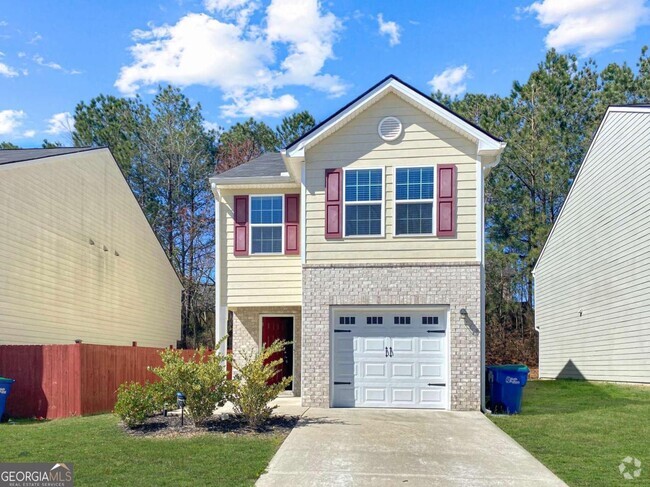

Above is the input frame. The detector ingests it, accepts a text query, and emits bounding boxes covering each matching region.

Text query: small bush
[229,340,292,429]
[114,382,157,428]
[149,346,229,426]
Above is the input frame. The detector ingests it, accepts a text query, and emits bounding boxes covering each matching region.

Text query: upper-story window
[395,167,435,235]
[250,195,283,254]
[344,168,384,236]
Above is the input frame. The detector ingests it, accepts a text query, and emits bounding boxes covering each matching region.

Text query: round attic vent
[378,116,402,141]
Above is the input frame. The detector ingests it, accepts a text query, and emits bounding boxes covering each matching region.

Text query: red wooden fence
[0,344,232,419]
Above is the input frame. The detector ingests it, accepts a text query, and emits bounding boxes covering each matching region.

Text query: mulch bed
[123,413,299,439]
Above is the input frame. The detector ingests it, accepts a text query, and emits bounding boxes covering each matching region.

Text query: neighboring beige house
[534,106,650,384]
[211,75,506,410]
[0,147,182,348]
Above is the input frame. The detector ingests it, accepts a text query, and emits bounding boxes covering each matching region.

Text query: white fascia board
[286,78,506,158]
[606,105,650,114]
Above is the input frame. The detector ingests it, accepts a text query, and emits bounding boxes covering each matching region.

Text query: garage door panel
[391,337,415,352]
[361,337,387,353]
[419,337,443,353]
[364,387,387,403]
[391,388,415,404]
[420,363,444,380]
[363,361,388,379]
[391,362,415,379]
[332,307,448,409]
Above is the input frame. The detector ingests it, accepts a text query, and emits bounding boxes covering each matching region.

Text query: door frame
[329,305,452,410]
[259,314,297,394]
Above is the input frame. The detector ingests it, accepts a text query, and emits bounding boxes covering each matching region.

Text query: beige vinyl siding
[304,92,478,264]
[219,187,302,307]
[535,110,650,383]
[0,149,182,347]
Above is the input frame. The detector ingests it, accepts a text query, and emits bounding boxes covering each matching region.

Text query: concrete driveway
[257,406,566,487]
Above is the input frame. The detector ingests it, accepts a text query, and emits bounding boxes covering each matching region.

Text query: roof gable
[534,105,650,273]
[284,75,505,158]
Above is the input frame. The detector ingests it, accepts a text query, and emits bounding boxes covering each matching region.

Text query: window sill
[393,233,437,238]
[342,233,386,239]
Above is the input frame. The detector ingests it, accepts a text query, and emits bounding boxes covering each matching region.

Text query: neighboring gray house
[534,105,650,383]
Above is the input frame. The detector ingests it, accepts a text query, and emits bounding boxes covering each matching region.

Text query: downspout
[212,183,228,356]
[480,153,502,413]
[477,156,488,413]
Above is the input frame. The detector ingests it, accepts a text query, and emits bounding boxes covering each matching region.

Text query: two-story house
[210,75,506,411]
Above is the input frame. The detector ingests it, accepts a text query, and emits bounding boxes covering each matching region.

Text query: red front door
[262,317,293,388]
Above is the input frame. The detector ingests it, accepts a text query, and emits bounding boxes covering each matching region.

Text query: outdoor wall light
[460,308,468,316]
[89,239,95,245]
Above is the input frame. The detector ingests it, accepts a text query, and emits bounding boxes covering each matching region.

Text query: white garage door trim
[330,306,451,410]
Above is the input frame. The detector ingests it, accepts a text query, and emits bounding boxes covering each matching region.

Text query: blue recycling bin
[0,377,15,421]
[487,365,529,414]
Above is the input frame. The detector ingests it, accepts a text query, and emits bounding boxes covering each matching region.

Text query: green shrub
[114,381,157,428]
[149,346,229,426]
[229,340,292,428]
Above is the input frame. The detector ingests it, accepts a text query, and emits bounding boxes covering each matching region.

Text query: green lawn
[0,414,286,486]
[490,380,650,486]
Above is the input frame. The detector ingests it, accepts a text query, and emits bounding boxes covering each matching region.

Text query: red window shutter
[233,195,249,256]
[285,193,300,255]
[325,168,343,239]
[437,165,456,237]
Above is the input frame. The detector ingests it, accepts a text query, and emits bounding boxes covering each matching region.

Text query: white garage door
[331,307,448,409]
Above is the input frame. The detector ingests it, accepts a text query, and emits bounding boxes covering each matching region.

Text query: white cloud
[221,93,298,117]
[0,109,26,135]
[202,120,221,132]
[115,13,274,96]
[265,0,346,96]
[428,65,469,97]
[377,13,401,46]
[33,54,63,71]
[28,33,42,44]
[22,130,36,138]
[525,0,650,55]
[45,112,75,135]
[33,54,80,74]
[203,0,260,25]
[116,0,346,117]
[0,61,18,77]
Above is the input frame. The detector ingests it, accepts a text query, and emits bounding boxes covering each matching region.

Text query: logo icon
[619,457,642,480]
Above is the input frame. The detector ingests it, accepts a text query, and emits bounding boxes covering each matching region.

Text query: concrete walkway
[257,405,566,487]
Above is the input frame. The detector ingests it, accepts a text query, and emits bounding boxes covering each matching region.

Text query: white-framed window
[344,167,384,237]
[250,195,283,254]
[395,166,435,235]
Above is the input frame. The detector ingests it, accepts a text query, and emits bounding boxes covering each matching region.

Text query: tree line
[72,87,315,347]
[435,48,650,366]
[3,48,649,361]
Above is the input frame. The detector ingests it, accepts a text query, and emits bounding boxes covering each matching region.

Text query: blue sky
[1,0,649,146]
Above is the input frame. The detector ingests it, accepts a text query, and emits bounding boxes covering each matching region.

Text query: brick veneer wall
[231,306,302,396]
[302,263,482,410]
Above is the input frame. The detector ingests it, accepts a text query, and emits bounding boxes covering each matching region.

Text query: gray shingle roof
[215,152,287,179]
[0,147,99,165]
